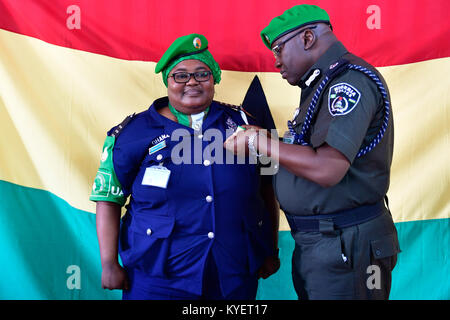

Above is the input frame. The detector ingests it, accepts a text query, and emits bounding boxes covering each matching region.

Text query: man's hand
[224,125,266,155]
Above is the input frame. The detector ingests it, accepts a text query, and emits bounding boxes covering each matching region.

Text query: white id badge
[141,166,171,188]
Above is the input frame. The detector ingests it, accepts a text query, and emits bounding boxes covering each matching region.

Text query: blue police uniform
[101,97,273,299]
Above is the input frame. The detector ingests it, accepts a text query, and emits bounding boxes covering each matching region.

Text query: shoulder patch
[90,135,126,206]
[328,83,361,116]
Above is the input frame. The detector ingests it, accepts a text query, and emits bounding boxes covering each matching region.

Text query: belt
[285,200,385,233]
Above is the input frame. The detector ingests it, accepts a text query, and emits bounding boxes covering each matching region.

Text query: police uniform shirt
[91,97,273,296]
[274,41,394,216]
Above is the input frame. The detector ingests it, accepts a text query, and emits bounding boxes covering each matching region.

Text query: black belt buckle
[318,219,335,235]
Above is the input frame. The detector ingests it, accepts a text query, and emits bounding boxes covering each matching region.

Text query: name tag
[142,166,171,189]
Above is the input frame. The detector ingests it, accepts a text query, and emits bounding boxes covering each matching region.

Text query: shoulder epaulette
[325,58,350,78]
[109,113,136,138]
[216,101,256,120]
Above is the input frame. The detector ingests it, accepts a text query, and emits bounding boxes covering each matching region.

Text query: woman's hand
[101,261,129,290]
[258,256,281,279]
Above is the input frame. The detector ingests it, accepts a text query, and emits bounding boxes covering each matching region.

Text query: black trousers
[291,210,400,300]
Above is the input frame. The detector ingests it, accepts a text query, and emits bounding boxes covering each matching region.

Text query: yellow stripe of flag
[1,29,449,229]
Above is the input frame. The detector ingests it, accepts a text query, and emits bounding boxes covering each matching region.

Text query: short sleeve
[89,136,127,206]
[320,72,381,163]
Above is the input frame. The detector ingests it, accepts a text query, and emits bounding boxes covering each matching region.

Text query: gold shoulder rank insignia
[215,101,256,120]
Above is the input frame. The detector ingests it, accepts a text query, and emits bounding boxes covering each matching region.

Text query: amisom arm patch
[89,135,126,206]
[328,82,361,116]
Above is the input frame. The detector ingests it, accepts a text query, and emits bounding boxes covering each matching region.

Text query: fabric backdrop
[0,0,449,299]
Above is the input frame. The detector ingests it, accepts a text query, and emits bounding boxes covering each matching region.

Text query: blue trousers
[122,254,258,300]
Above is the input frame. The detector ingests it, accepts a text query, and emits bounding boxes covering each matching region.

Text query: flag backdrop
[0,0,449,300]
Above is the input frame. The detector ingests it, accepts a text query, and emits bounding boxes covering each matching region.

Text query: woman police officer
[90,34,280,300]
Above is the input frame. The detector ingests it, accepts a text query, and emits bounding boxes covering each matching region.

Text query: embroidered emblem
[329,62,339,69]
[101,147,108,162]
[92,170,124,197]
[328,83,361,116]
[151,134,169,146]
[225,117,238,131]
[193,37,202,49]
[149,140,167,155]
[92,170,109,195]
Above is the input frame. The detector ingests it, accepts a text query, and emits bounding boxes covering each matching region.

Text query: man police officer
[225,4,400,299]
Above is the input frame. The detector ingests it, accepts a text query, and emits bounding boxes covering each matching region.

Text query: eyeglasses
[272,25,318,58]
[170,71,212,83]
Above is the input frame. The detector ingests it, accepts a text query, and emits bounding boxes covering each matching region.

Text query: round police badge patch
[328,83,361,116]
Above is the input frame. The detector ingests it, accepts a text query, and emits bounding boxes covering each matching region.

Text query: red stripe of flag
[1,0,449,71]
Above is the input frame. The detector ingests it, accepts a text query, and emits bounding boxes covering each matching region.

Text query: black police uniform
[274,41,400,299]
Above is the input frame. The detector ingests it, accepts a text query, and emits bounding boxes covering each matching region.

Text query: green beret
[155,33,221,87]
[260,5,331,49]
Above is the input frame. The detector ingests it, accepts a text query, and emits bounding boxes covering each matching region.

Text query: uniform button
[258,220,263,227]
[203,159,211,166]
[208,232,214,239]
[146,228,152,236]
[193,123,201,130]
[205,195,213,203]
[375,249,381,256]
[156,154,163,161]
[197,134,203,139]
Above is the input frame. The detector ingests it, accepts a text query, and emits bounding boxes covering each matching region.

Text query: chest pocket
[131,145,179,216]
[121,213,175,276]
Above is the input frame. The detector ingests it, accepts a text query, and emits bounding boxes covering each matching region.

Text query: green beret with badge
[260,4,331,49]
[155,33,222,87]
